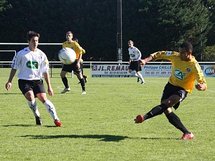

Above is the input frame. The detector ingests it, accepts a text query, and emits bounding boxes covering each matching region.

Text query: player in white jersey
[128,40,145,84]
[5,31,62,127]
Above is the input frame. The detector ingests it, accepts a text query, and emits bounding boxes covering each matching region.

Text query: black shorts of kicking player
[61,60,82,75]
[129,60,142,72]
[18,79,46,96]
[161,82,188,110]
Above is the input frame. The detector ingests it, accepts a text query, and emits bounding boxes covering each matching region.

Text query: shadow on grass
[21,134,129,142]
[0,92,21,95]
[2,124,36,127]
[2,124,60,128]
[21,134,179,141]
[137,136,179,140]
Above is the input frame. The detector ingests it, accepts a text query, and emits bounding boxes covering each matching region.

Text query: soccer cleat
[61,87,70,94]
[134,115,144,123]
[137,77,140,82]
[181,133,194,140]
[35,116,42,125]
[140,81,145,84]
[81,91,86,95]
[54,120,62,127]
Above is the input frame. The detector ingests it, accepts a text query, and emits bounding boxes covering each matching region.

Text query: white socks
[44,100,59,120]
[28,100,40,117]
[136,72,145,83]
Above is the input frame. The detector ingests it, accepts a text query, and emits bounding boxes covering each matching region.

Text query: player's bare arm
[5,69,17,90]
[141,55,153,65]
[43,72,54,96]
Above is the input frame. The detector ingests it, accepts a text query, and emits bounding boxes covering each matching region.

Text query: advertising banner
[92,64,130,77]
[201,65,215,77]
[91,64,215,77]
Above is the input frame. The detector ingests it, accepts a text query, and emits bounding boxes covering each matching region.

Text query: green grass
[0,68,215,161]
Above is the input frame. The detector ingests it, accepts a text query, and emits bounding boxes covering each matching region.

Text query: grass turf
[0,68,214,161]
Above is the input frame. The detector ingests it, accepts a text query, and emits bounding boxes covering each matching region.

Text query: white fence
[1,43,215,77]
[1,61,214,78]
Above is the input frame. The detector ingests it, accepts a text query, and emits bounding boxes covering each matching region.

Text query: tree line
[0,0,215,61]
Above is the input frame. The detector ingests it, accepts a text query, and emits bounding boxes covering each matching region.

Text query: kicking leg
[135,95,180,123]
[135,104,168,123]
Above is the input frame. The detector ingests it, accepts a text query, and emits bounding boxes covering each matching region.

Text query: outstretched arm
[141,51,169,65]
[141,55,153,65]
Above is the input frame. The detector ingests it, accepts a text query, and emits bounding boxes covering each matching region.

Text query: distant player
[5,31,62,127]
[128,40,145,84]
[60,31,86,95]
[134,42,207,140]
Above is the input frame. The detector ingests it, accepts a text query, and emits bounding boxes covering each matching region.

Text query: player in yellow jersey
[134,42,207,140]
[60,31,86,94]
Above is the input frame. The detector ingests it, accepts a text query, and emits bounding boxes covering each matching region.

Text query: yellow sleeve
[150,51,179,61]
[62,41,67,48]
[72,42,83,54]
[194,62,207,86]
[81,48,86,54]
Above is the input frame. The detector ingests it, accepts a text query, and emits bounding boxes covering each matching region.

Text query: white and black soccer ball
[58,48,76,64]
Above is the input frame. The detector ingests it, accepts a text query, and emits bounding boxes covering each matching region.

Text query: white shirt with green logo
[11,47,49,80]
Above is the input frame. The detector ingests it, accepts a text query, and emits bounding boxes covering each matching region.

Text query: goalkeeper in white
[128,40,145,84]
[5,31,62,127]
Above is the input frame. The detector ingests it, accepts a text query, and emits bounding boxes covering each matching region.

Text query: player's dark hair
[73,38,78,42]
[27,31,40,41]
[180,42,193,52]
[128,40,134,45]
[66,31,73,35]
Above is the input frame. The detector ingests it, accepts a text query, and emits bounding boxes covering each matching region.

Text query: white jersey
[11,47,49,80]
[128,46,142,61]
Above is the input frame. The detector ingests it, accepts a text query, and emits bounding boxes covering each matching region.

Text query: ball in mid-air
[58,48,76,64]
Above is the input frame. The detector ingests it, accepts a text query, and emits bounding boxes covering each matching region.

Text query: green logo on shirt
[174,69,185,80]
[26,61,38,69]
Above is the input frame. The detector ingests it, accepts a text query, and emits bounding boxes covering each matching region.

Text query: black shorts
[129,60,142,72]
[161,82,188,109]
[61,60,82,74]
[18,79,46,96]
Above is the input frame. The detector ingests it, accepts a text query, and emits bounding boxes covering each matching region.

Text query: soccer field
[0,68,215,161]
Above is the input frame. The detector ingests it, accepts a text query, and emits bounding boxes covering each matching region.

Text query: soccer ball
[58,48,76,64]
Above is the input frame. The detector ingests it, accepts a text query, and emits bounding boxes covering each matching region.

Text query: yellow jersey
[151,51,207,93]
[62,41,85,59]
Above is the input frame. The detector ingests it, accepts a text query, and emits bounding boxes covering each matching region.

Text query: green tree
[0,0,214,61]
[204,0,215,46]
[0,0,117,60]
[0,0,10,12]
[138,0,212,60]
[203,45,215,60]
